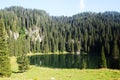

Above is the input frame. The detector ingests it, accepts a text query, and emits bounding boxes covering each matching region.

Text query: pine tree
[100,46,107,68]
[74,39,80,53]
[17,55,29,72]
[81,58,87,69]
[0,19,11,77]
[112,41,119,60]
[17,38,29,72]
[70,42,74,53]
[58,35,65,52]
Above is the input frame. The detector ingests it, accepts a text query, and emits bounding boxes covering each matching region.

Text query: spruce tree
[17,38,29,72]
[81,58,87,69]
[17,55,29,72]
[112,41,119,60]
[0,19,11,77]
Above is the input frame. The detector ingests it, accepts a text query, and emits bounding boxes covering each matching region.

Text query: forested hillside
[0,6,120,69]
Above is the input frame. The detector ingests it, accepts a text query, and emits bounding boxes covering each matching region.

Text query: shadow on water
[28,53,101,69]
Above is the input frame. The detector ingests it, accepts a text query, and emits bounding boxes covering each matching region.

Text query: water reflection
[29,53,101,69]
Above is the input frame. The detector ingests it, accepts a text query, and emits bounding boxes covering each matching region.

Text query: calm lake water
[29,53,102,69]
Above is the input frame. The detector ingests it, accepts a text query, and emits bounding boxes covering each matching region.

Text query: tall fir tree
[0,19,11,76]
[17,37,29,72]
[112,41,119,60]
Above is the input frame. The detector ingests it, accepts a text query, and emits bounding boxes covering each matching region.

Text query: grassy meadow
[0,57,120,80]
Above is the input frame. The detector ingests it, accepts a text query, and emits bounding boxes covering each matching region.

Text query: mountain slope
[0,6,120,69]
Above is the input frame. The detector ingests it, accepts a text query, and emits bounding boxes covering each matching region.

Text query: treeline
[0,6,120,69]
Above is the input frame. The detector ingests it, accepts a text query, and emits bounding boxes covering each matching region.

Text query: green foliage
[112,41,119,60]
[0,7,120,69]
[81,58,87,69]
[17,37,29,72]
[19,27,26,37]
[17,55,29,72]
[0,19,11,77]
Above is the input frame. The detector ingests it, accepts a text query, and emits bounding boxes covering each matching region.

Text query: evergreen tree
[17,38,29,72]
[74,39,80,53]
[70,42,74,53]
[0,19,11,76]
[0,7,120,69]
[58,35,65,52]
[36,40,40,52]
[81,58,87,69]
[43,35,49,53]
[112,41,119,60]
[17,55,29,72]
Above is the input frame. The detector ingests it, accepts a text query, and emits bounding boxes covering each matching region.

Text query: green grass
[0,57,120,80]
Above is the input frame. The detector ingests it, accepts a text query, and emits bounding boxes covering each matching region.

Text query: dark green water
[29,53,102,69]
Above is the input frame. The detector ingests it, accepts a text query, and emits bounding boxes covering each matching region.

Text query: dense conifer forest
[0,6,120,69]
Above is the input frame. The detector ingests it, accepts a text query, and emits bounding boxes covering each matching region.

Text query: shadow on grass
[12,71,25,74]
[12,71,20,74]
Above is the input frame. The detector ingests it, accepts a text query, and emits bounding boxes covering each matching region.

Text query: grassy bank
[0,66,120,80]
[0,57,120,80]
